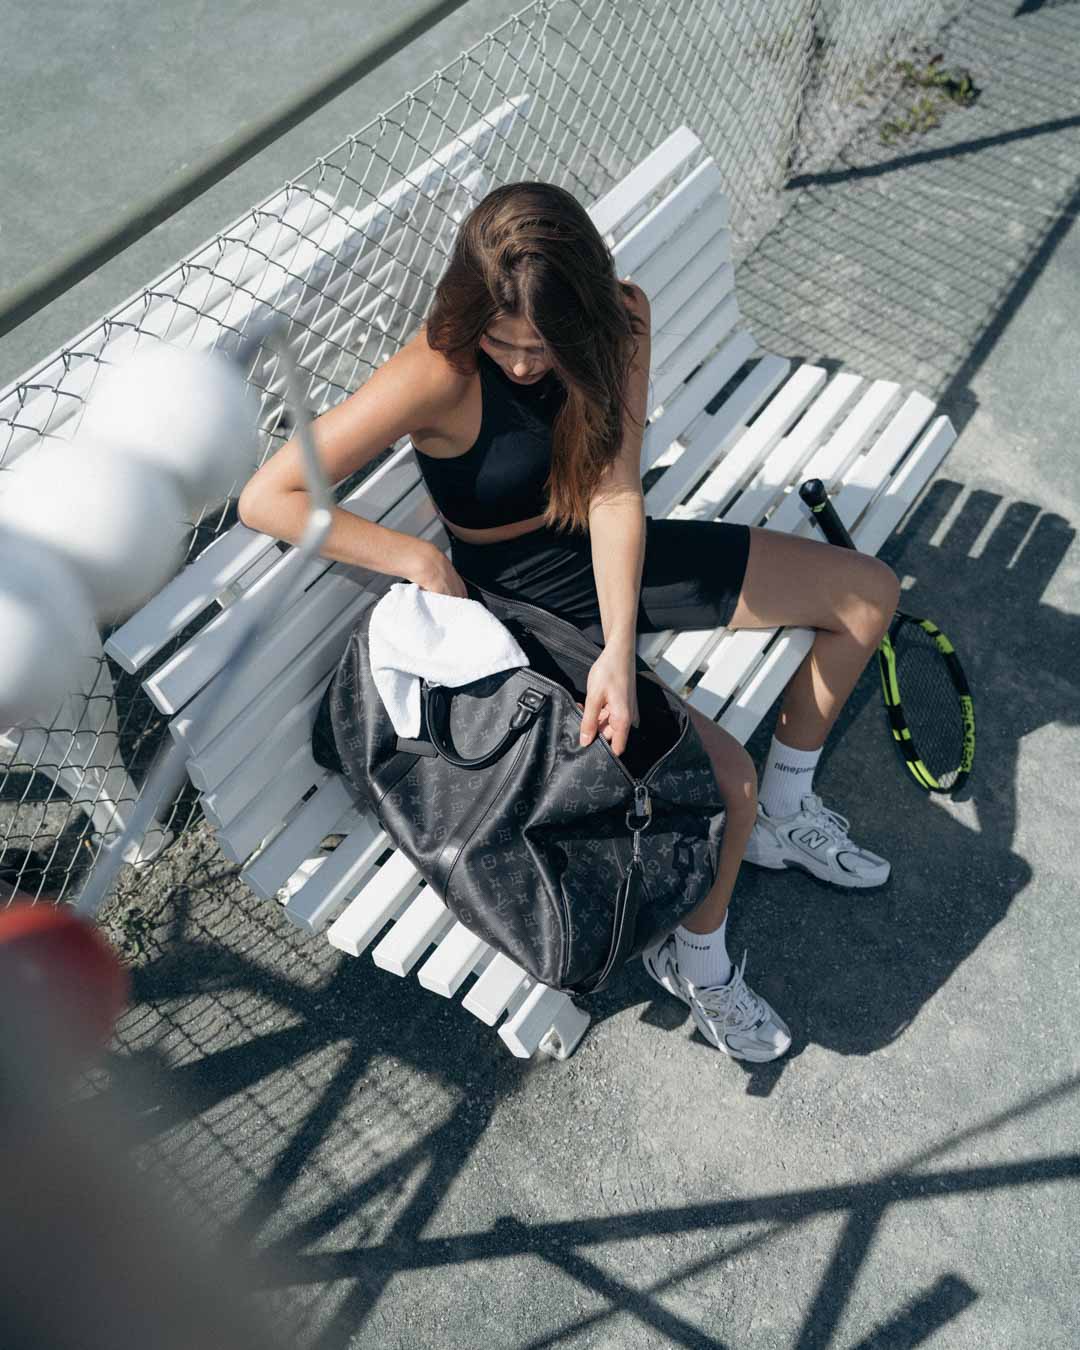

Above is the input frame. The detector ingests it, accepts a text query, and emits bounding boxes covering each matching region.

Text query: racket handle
[799,479,858,551]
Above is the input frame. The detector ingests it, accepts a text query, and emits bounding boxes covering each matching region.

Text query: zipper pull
[628,784,652,865]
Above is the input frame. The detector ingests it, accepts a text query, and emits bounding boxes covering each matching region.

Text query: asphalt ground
[10,0,1080,1346]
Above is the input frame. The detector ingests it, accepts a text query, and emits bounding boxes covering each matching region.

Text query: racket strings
[888,621,967,788]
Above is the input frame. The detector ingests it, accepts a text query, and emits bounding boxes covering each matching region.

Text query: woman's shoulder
[393,328,478,425]
[619,278,651,324]
[394,327,479,456]
[402,324,478,384]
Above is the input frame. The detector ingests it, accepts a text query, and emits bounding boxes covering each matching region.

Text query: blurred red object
[0,901,130,1062]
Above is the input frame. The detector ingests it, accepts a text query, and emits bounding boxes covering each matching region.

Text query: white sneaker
[641,935,792,1063]
[743,792,890,889]
[641,932,686,1002]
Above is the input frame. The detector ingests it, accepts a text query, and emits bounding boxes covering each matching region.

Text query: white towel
[367,581,531,738]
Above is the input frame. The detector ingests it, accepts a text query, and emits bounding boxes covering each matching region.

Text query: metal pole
[0,0,472,341]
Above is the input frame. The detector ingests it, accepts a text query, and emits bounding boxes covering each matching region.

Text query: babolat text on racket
[798,478,975,797]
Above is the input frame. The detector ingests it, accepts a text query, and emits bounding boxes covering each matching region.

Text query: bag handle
[423,683,549,770]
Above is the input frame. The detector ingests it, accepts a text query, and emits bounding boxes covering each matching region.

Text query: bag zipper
[469,583,692,830]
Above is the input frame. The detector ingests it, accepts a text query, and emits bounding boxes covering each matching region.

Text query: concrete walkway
[77,1,1080,1345]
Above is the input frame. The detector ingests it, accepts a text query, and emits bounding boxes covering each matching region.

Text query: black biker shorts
[449,514,751,649]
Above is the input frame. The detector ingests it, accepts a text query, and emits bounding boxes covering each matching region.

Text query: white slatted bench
[107,124,956,1060]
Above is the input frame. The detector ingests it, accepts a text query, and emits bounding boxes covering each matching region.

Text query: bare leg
[640,679,755,934]
[726,526,900,751]
[663,527,899,931]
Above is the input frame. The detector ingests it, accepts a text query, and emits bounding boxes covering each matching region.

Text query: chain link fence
[0,0,969,903]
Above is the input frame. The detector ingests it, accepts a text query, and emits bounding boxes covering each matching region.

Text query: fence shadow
[86,950,1079,1350]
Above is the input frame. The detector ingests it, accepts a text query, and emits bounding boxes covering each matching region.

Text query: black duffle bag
[312,580,726,996]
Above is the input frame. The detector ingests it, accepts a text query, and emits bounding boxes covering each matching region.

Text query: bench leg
[538,1000,592,1060]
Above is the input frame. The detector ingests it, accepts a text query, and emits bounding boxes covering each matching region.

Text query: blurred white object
[81,343,261,514]
[0,527,97,725]
[0,437,189,622]
[0,523,173,866]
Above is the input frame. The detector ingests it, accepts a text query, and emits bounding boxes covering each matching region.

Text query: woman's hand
[406,541,470,598]
[578,640,640,758]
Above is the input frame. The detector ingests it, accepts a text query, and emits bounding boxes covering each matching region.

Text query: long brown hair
[424,181,647,535]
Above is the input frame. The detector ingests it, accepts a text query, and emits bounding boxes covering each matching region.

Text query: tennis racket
[798,478,975,797]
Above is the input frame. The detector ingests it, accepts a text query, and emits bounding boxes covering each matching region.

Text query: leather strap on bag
[573,856,647,995]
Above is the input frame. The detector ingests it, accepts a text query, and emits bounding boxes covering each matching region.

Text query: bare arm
[237,331,463,585]
[587,282,651,653]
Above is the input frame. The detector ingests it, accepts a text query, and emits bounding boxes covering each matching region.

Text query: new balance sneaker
[641,935,792,1062]
[742,792,890,888]
[641,931,687,1002]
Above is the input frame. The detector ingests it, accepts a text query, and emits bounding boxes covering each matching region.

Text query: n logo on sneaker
[795,828,830,850]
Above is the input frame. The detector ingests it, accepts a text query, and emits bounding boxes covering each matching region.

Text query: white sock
[759,735,822,819]
[674,914,732,989]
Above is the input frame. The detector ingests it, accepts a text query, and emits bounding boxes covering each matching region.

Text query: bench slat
[651,262,738,376]
[145,545,340,714]
[370,887,457,977]
[650,292,761,423]
[186,595,366,791]
[169,573,368,747]
[158,480,445,722]
[690,388,930,714]
[201,682,326,826]
[630,215,732,320]
[460,952,530,1027]
[843,416,956,551]
[104,526,280,673]
[609,160,725,280]
[641,326,758,472]
[416,922,492,997]
[106,463,386,678]
[705,372,866,527]
[535,1000,593,1061]
[216,747,330,865]
[279,813,388,932]
[645,233,735,367]
[646,354,811,519]
[323,848,421,954]
[240,784,359,901]
[716,415,956,742]
[688,369,896,526]
[589,126,703,238]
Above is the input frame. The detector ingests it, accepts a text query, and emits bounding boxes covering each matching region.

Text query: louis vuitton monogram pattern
[315,592,726,996]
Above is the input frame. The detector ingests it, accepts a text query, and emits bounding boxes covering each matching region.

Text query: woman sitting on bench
[238,181,900,1067]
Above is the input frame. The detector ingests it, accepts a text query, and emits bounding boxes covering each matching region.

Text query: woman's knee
[730,529,897,638]
[710,731,758,821]
[853,556,900,643]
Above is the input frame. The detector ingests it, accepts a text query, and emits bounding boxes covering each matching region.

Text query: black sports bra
[413,347,566,529]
